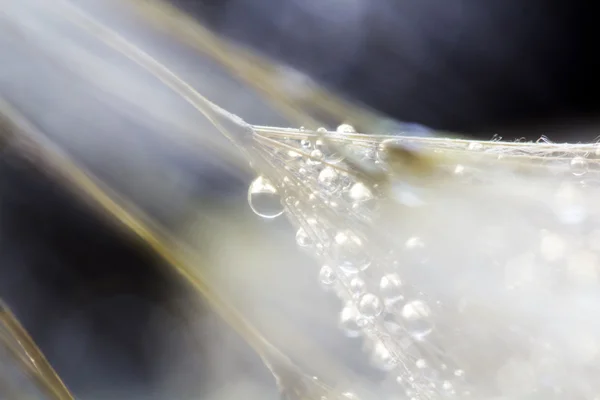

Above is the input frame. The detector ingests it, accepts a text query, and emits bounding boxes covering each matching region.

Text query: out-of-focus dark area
[0,0,598,398]
[171,0,596,141]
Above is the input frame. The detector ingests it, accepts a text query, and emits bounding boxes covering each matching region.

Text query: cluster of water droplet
[246,127,600,399]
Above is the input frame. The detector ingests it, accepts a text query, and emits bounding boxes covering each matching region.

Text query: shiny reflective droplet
[248,176,284,219]
[337,124,356,133]
[401,300,433,339]
[570,156,588,176]
[347,182,377,214]
[300,139,312,149]
[370,341,397,371]
[307,149,323,165]
[319,265,337,287]
[357,293,383,317]
[295,228,313,247]
[379,273,404,308]
[318,166,341,193]
[333,231,371,273]
[348,276,366,295]
[339,305,363,338]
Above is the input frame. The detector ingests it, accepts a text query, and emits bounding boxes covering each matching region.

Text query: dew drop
[339,305,363,338]
[296,228,313,247]
[300,139,312,149]
[357,293,383,317]
[570,156,588,176]
[307,149,323,165]
[247,176,284,218]
[333,230,371,273]
[337,124,356,133]
[318,166,341,193]
[401,300,433,340]
[348,276,367,295]
[379,273,405,308]
[319,265,337,287]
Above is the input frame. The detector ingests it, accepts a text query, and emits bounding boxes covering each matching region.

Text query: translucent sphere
[307,149,323,165]
[336,124,356,133]
[401,300,433,340]
[318,166,341,193]
[379,273,405,308]
[357,293,384,318]
[339,305,363,338]
[319,265,337,287]
[333,230,371,273]
[570,156,589,176]
[295,227,313,247]
[247,176,284,219]
[347,182,377,214]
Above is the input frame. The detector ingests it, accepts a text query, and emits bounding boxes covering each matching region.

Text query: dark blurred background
[0,0,598,398]
[172,0,596,141]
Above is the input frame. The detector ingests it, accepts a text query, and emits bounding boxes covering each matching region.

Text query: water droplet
[357,293,383,317]
[339,305,362,338]
[296,228,313,247]
[307,149,323,165]
[370,341,397,371]
[348,276,366,295]
[300,139,312,149]
[404,237,428,264]
[333,231,371,273]
[318,166,341,193]
[248,176,284,219]
[379,273,404,308]
[347,182,377,213]
[570,156,588,176]
[401,300,433,339]
[337,124,356,133]
[319,265,337,286]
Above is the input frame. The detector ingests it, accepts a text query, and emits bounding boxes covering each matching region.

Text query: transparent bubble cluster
[245,126,600,399]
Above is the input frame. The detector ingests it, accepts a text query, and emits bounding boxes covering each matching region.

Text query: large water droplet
[357,293,383,317]
[307,149,323,165]
[248,176,284,218]
[333,230,371,273]
[348,276,366,296]
[570,156,588,176]
[318,166,341,193]
[337,124,356,133]
[401,300,433,340]
[347,182,377,213]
